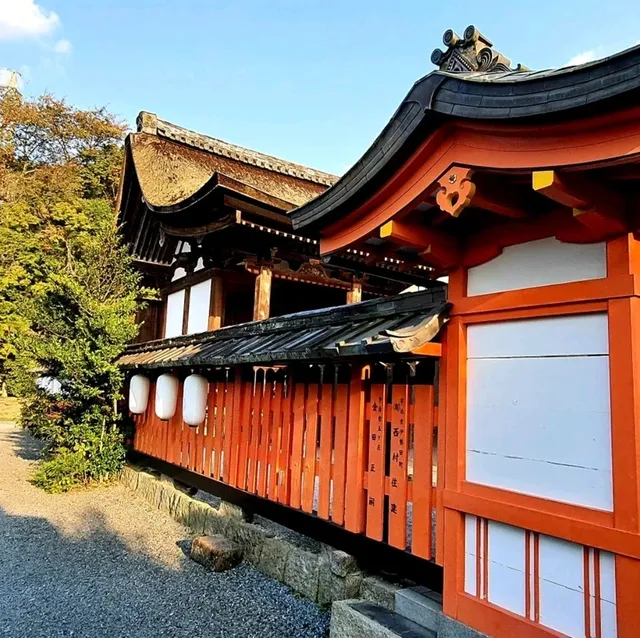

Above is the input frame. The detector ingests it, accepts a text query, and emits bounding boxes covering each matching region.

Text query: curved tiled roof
[291,44,640,231]
[118,288,448,370]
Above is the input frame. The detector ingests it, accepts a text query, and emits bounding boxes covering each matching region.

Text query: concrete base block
[395,586,442,632]
[394,586,486,638]
[330,600,435,638]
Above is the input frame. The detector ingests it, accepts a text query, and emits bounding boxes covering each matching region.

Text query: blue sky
[1,0,639,175]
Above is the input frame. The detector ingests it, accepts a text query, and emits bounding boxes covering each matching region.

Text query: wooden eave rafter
[318,107,640,255]
[532,170,628,238]
[379,220,460,270]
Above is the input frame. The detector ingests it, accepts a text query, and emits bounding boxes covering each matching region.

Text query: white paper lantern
[183,374,208,426]
[128,374,150,414]
[155,373,179,420]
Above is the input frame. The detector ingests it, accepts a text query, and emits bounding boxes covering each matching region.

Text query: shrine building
[119,26,640,638]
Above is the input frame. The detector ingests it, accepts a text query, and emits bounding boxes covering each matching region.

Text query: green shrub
[32,448,88,493]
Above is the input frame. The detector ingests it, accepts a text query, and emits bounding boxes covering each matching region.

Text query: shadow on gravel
[0,505,330,638]
[5,426,46,462]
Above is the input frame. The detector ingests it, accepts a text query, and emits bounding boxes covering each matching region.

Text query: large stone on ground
[190,535,243,572]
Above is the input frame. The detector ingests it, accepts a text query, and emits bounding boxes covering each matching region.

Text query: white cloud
[566,50,598,66]
[53,38,72,54]
[0,0,60,40]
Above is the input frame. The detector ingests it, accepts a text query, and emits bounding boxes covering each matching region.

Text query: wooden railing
[132,362,439,561]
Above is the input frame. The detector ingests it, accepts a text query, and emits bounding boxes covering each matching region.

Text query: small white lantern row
[183,374,208,427]
[155,373,179,421]
[128,374,150,414]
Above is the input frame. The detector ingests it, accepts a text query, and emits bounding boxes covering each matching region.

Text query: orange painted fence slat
[301,384,319,514]
[366,383,387,542]
[277,383,294,504]
[131,368,437,561]
[257,378,273,498]
[317,383,334,520]
[389,384,409,550]
[331,384,349,526]
[268,382,283,501]
[289,383,306,509]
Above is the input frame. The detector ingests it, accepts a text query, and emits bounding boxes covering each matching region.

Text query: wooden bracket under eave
[436,167,476,217]
[533,170,628,238]
[379,220,461,269]
[435,166,527,219]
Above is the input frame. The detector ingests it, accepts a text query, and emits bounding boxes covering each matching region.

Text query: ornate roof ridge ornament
[431,25,528,73]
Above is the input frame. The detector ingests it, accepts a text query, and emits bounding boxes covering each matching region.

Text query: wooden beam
[533,170,627,237]
[346,280,362,304]
[208,276,224,331]
[473,191,526,219]
[411,342,443,357]
[253,266,272,321]
[380,220,460,269]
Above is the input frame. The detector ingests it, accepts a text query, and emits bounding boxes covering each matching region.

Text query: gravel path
[0,422,329,638]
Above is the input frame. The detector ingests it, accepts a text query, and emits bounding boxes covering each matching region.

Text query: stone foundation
[120,464,364,605]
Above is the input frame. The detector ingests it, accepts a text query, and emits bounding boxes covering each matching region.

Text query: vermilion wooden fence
[132,363,438,561]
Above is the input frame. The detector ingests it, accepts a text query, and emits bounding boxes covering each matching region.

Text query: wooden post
[253,266,272,321]
[208,276,224,331]
[181,286,191,336]
[346,281,362,304]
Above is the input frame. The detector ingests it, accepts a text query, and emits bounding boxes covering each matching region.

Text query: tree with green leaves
[0,87,143,491]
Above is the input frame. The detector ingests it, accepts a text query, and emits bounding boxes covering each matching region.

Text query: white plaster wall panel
[186,278,212,335]
[464,515,477,596]
[466,314,609,359]
[599,551,617,638]
[539,535,585,637]
[486,521,526,617]
[467,356,613,510]
[467,356,611,469]
[467,237,606,296]
[466,314,613,511]
[164,289,186,338]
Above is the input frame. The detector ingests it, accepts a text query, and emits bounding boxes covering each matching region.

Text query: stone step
[394,586,486,638]
[395,586,443,633]
[330,599,436,638]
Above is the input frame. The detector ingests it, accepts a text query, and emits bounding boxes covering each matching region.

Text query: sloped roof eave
[290,43,640,232]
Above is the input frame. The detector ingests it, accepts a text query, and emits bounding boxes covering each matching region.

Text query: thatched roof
[129,112,336,212]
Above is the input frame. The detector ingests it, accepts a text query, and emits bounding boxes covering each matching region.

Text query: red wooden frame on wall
[437,232,640,638]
